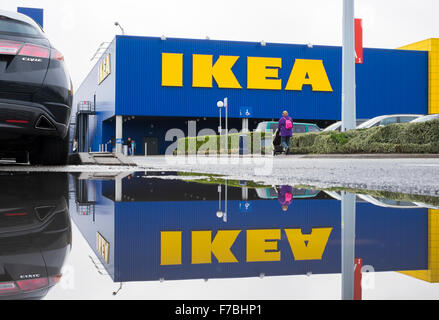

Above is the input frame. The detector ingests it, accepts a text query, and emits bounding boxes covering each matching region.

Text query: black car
[0,172,71,300]
[0,10,72,165]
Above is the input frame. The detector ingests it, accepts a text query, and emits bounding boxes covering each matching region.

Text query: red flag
[355,19,363,64]
[354,258,363,300]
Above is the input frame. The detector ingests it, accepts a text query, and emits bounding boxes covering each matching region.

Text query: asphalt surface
[2,155,438,197]
[132,155,439,197]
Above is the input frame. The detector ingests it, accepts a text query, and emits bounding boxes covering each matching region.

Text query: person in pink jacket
[278,111,293,155]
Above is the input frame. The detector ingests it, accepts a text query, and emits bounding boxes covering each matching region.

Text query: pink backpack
[285,119,293,130]
[285,192,292,203]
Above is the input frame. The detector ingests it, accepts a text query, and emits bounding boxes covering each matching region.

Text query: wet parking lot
[1,170,438,300]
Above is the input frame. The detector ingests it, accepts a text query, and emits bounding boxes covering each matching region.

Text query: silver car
[323,119,369,132]
[356,114,424,129]
[410,114,439,123]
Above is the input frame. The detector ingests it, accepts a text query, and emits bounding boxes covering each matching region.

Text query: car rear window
[307,125,320,132]
[399,116,418,123]
[0,16,42,37]
[380,117,398,126]
[293,124,306,133]
[269,123,278,131]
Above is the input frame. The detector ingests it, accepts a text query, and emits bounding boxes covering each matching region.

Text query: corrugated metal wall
[71,38,117,152]
[115,35,428,120]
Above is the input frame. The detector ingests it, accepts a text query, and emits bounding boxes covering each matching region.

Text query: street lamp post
[114,22,125,35]
[341,0,357,132]
[217,98,228,154]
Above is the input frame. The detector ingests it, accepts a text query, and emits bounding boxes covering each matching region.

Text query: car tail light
[0,41,62,61]
[16,278,48,292]
[0,40,22,55]
[4,212,28,217]
[5,120,29,124]
[18,44,50,59]
[0,282,19,294]
[49,274,62,286]
[50,49,64,61]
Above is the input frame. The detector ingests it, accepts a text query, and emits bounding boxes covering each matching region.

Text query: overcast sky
[4,0,439,88]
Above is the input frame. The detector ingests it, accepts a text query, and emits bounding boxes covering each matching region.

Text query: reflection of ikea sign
[98,53,111,85]
[97,232,110,264]
[160,228,333,265]
[161,53,333,92]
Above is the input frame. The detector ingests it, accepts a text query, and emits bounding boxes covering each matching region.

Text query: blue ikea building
[70,174,428,283]
[72,35,428,155]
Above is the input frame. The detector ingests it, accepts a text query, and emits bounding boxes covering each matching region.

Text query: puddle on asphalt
[1,171,438,300]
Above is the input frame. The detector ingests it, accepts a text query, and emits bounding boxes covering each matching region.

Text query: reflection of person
[110,137,116,152]
[278,111,293,155]
[278,185,293,211]
[131,139,136,156]
[72,138,78,153]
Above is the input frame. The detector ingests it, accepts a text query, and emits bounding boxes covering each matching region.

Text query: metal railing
[77,101,95,114]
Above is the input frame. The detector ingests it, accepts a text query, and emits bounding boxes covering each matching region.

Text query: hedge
[291,120,439,154]
[176,132,269,155]
[175,120,439,155]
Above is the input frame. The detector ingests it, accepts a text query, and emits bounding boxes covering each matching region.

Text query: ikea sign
[162,53,333,92]
[160,227,333,265]
[113,36,428,120]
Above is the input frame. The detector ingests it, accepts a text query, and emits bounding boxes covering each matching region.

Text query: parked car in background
[255,187,320,200]
[356,114,424,129]
[410,114,439,123]
[323,119,369,132]
[255,121,321,133]
[0,10,72,165]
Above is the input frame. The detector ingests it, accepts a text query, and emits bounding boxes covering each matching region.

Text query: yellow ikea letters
[246,229,281,262]
[247,57,282,90]
[161,53,333,92]
[160,228,333,265]
[161,53,183,87]
[285,228,333,260]
[285,59,333,92]
[160,231,182,265]
[192,54,242,89]
[191,230,241,264]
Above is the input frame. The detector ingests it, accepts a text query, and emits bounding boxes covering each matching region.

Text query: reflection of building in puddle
[69,172,431,291]
[399,209,439,283]
[0,173,71,300]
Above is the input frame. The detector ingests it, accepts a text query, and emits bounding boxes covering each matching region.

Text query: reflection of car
[255,121,321,134]
[255,187,320,199]
[0,173,71,300]
[323,191,342,201]
[0,10,72,165]
[410,114,439,123]
[357,194,438,209]
[357,195,420,209]
[324,191,438,209]
[356,114,424,129]
[323,119,368,132]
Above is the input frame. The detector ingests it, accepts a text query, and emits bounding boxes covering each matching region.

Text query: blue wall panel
[115,35,428,120]
[17,7,44,28]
